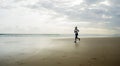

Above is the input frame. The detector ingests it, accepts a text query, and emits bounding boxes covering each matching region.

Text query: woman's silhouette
[74,26,80,43]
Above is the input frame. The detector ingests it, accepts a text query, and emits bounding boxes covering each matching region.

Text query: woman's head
[75,26,77,29]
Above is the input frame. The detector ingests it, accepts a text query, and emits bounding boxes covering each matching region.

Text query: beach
[0,37,120,66]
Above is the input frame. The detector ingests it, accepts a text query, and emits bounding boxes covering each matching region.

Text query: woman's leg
[74,34,77,43]
[75,34,78,43]
[78,37,80,41]
[77,34,80,41]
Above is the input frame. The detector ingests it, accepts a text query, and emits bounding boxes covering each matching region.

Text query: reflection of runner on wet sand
[75,43,79,48]
[74,26,80,43]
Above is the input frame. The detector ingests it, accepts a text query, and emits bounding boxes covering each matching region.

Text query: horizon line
[0,33,120,35]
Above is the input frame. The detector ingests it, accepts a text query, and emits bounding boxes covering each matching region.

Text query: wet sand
[0,37,120,66]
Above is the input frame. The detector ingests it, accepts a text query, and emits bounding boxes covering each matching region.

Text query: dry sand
[0,37,120,66]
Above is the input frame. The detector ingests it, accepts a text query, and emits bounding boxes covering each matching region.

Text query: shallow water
[0,37,52,58]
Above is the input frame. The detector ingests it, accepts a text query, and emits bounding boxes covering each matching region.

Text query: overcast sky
[0,0,120,34]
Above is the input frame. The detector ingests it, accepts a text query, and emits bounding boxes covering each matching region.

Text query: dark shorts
[75,33,78,38]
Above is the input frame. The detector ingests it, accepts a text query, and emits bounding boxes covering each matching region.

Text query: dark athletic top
[74,29,79,34]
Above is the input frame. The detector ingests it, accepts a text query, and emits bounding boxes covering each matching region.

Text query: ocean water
[0,36,55,59]
[0,34,119,38]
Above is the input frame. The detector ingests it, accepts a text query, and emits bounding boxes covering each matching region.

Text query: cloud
[0,0,119,23]
[108,0,120,5]
[83,0,104,5]
[21,0,111,22]
[0,0,120,34]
